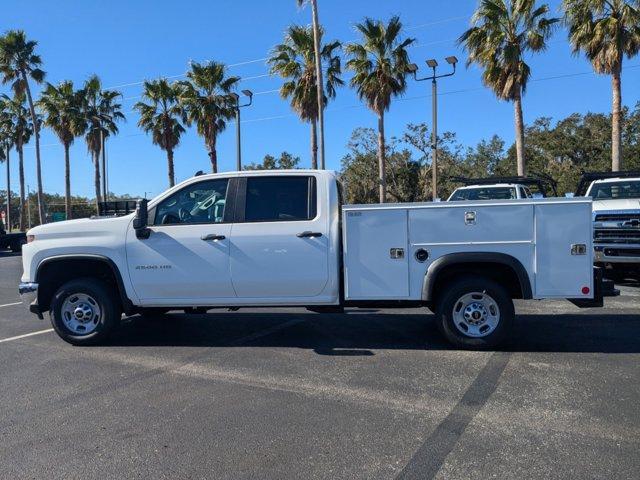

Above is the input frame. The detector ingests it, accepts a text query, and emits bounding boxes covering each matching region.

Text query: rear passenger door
[229,175,330,299]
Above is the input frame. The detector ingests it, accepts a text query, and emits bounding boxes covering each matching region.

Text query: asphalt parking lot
[1,252,639,479]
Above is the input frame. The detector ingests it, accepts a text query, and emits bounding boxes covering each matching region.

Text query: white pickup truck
[578,173,640,280]
[19,170,607,349]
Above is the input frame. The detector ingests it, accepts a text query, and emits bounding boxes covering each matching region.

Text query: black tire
[50,277,121,346]
[435,276,514,349]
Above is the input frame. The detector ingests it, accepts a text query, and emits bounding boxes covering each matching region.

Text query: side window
[518,187,526,198]
[524,187,533,198]
[244,176,316,222]
[154,179,229,225]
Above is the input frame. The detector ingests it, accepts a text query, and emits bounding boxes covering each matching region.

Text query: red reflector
[581,286,590,295]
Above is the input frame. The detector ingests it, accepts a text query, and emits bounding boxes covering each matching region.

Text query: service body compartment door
[534,201,593,298]
[343,208,409,300]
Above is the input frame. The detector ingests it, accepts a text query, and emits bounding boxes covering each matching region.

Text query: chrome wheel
[452,291,500,338]
[61,293,101,335]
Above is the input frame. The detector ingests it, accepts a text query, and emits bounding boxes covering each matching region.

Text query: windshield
[588,180,640,200]
[449,187,517,201]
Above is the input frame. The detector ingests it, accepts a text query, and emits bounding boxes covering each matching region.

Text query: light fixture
[426,59,438,68]
[445,56,458,65]
[242,89,253,98]
[407,63,419,73]
[229,92,240,103]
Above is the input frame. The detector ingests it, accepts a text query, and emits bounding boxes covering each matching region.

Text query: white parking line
[0,302,22,308]
[0,329,54,344]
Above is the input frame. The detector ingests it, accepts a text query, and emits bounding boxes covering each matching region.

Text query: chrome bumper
[18,282,41,317]
[594,248,640,264]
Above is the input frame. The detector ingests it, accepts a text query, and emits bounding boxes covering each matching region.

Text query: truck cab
[447,175,556,202]
[580,172,640,279]
[448,183,533,201]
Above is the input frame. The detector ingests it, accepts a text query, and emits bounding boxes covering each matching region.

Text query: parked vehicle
[447,175,557,201]
[0,225,26,252]
[577,171,640,280]
[19,170,612,349]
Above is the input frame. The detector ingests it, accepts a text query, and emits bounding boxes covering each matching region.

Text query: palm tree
[297,0,327,168]
[345,16,415,203]
[0,30,46,223]
[179,61,239,173]
[38,81,84,219]
[268,25,343,169]
[563,0,640,172]
[80,75,125,214]
[459,0,558,176]
[134,79,186,187]
[0,101,15,230]
[1,93,31,230]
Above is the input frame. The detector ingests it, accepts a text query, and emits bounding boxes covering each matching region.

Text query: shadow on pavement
[104,311,640,354]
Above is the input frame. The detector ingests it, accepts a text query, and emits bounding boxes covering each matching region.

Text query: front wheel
[435,276,514,349]
[50,278,120,345]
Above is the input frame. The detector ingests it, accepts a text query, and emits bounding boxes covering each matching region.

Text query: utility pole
[230,90,253,171]
[408,56,458,201]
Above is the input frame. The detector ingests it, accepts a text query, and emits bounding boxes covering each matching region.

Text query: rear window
[244,176,317,222]
[449,187,517,201]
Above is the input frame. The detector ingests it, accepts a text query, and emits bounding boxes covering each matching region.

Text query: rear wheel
[435,276,514,349]
[50,278,120,345]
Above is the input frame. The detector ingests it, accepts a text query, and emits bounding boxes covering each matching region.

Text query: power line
[25,63,640,150]
[102,13,471,92]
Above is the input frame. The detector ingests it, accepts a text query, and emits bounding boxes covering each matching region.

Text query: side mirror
[133,198,150,239]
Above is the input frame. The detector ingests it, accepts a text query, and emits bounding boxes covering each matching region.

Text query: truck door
[229,175,330,299]
[126,177,236,304]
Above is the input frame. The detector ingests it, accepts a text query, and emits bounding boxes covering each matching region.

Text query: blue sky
[3,0,640,198]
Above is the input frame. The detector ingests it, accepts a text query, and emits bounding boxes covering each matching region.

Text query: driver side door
[126,177,236,305]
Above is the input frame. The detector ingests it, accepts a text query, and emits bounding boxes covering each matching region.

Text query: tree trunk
[310,0,325,169]
[513,89,525,176]
[93,150,102,215]
[167,148,175,187]
[611,69,622,172]
[64,142,72,220]
[310,119,318,169]
[5,147,10,232]
[208,136,218,173]
[377,111,386,203]
[17,142,25,231]
[22,73,45,224]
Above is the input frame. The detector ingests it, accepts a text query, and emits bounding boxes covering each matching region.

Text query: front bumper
[594,246,640,264]
[18,282,42,318]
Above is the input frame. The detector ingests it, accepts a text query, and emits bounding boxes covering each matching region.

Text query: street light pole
[230,90,253,172]
[408,56,458,201]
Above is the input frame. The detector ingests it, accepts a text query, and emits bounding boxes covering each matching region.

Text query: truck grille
[593,212,640,245]
[594,229,640,244]
[595,213,640,222]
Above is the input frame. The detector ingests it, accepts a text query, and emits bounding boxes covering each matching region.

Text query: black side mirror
[133,198,151,239]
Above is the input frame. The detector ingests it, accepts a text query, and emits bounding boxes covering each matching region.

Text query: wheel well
[429,262,526,304]
[36,258,127,313]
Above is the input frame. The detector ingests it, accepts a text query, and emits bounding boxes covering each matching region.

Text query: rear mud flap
[569,267,619,308]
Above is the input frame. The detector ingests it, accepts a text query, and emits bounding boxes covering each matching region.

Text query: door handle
[296,231,323,238]
[201,234,226,241]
